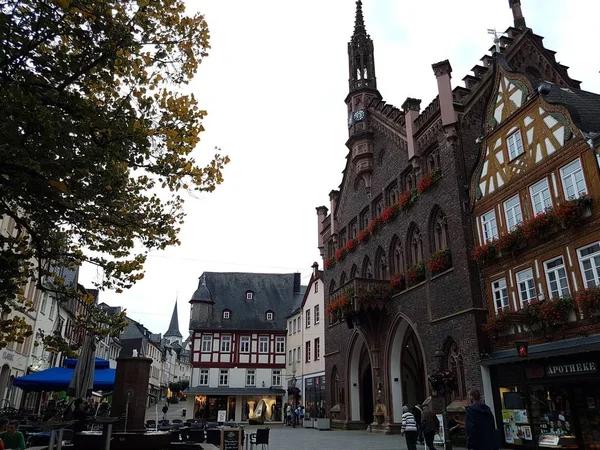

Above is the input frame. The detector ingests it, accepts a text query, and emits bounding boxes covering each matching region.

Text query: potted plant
[428,369,458,397]
[316,406,330,430]
[472,241,497,264]
[407,262,426,286]
[390,273,406,292]
[576,286,600,318]
[428,249,452,275]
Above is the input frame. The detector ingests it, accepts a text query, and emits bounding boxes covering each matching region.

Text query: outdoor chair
[206,428,220,446]
[160,419,170,426]
[250,427,270,450]
[172,419,183,424]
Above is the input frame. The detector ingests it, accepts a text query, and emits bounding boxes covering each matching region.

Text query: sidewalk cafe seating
[249,428,270,450]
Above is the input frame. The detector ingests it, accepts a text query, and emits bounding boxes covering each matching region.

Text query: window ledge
[431,266,454,280]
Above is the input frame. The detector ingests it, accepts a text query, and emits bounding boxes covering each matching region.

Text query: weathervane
[487,28,505,54]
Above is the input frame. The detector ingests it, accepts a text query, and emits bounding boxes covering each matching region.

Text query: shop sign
[546,361,597,377]
[2,351,14,361]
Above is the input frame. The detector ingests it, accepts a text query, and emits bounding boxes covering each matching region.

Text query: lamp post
[433,350,452,450]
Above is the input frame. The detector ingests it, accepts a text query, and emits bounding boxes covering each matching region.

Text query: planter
[303,417,314,428]
[316,418,331,430]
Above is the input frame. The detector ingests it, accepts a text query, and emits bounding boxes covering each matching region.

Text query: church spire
[348,0,377,92]
[509,0,527,29]
[165,300,182,339]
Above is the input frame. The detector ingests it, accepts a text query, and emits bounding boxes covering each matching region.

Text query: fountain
[74,357,170,450]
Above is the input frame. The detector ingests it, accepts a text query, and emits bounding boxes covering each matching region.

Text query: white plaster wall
[302,279,325,378]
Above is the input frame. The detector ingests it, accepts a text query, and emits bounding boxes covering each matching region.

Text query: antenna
[487,28,506,54]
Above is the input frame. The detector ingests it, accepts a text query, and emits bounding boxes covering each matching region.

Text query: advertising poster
[502,409,531,443]
[433,414,445,445]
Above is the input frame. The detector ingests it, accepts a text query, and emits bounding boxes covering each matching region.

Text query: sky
[80,0,600,336]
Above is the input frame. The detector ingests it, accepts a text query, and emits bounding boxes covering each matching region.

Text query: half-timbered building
[317,0,588,435]
[185,272,304,423]
[471,32,600,450]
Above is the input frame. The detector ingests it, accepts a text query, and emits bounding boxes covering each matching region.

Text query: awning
[480,335,600,366]
[13,367,115,392]
[184,387,286,396]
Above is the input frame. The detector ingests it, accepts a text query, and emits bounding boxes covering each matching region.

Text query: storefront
[304,375,326,419]
[486,349,600,449]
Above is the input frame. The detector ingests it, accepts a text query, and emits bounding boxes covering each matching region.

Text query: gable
[475,98,575,200]
[486,67,531,132]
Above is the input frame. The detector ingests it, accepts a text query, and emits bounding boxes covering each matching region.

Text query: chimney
[312,261,319,277]
[293,273,301,293]
[402,98,421,160]
[432,60,456,127]
[509,0,527,29]
[316,206,328,257]
[329,190,339,236]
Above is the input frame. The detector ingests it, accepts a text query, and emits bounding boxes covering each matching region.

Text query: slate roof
[189,272,305,331]
[538,82,600,135]
[165,301,182,338]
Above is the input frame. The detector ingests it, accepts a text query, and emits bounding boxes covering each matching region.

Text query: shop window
[578,242,600,287]
[530,178,552,215]
[480,209,499,243]
[504,195,523,232]
[246,369,256,386]
[544,256,570,298]
[516,268,537,306]
[560,158,587,200]
[492,278,509,312]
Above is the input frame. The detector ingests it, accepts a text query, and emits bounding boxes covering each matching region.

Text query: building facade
[185,272,304,423]
[284,299,303,409]
[317,0,582,433]
[469,17,600,450]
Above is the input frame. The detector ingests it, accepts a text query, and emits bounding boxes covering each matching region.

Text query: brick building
[317,0,583,433]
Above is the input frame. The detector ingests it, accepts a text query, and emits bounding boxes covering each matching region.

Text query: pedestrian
[162,403,169,421]
[285,403,292,426]
[0,420,25,450]
[401,405,418,450]
[422,404,440,450]
[413,403,424,444]
[466,389,497,450]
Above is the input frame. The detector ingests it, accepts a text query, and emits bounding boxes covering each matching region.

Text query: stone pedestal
[111,357,152,432]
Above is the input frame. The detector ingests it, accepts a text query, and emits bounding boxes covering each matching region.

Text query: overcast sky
[80,0,600,336]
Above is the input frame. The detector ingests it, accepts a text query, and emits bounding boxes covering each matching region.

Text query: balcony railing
[328,277,391,312]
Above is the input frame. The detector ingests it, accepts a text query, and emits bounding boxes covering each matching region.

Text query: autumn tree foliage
[0,0,229,348]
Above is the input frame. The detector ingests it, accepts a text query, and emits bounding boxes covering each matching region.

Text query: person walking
[413,403,424,444]
[285,403,292,426]
[401,405,418,450]
[422,404,440,450]
[466,389,497,450]
[162,403,169,421]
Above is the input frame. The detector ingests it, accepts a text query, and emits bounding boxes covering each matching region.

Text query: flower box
[407,262,425,286]
[398,190,412,210]
[390,274,406,292]
[335,248,346,262]
[380,205,399,223]
[428,249,452,275]
[367,217,382,234]
[472,241,497,264]
[357,230,370,243]
[576,286,600,317]
[345,239,357,253]
[324,258,335,270]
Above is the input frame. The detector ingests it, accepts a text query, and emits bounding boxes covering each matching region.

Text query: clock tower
[346,0,381,195]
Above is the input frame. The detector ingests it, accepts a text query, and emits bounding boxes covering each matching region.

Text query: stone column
[111,357,153,431]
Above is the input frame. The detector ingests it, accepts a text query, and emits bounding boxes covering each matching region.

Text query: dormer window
[222,309,231,320]
[246,290,254,300]
[266,311,274,321]
[507,129,524,160]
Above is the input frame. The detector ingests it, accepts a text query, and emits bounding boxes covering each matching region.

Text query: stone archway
[388,317,427,423]
[348,332,373,423]
[0,365,10,403]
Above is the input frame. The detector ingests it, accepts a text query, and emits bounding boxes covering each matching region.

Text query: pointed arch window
[340,272,347,287]
[427,149,440,173]
[362,256,373,279]
[432,210,449,253]
[408,226,424,266]
[447,342,467,400]
[390,236,405,275]
[350,264,358,279]
[329,280,337,294]
[375,247,388,280]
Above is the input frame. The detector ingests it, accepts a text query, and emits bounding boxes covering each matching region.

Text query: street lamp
[433,350,453,450]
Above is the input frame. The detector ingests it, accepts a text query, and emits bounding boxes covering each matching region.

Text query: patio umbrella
[67,334,96,398]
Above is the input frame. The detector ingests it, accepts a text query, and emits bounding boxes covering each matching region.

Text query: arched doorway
[361,363,374,424]
[0,365,10,403]
[389,318,427,423]
[348,332,373,424]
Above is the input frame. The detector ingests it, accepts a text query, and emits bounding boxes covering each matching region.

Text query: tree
[0,0,229,347]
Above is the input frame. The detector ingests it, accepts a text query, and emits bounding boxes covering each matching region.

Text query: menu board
[220,428,242,450]
[503,409,532,444]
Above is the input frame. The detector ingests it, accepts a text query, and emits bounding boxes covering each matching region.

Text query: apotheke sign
[547,361,597,377]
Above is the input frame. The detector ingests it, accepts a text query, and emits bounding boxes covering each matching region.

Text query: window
[349,220,358,240]
[272,370,282,387]
[314,281,318,293]
[392,236,405,275]
[293,319,297,334]
[544,256,570,298]
[504,195,523,231]
[306,310,311,328]
[305,341,311,363]
[276,336,285,353]
[579,243,600,287]
[240,336,250,353]
[314,305,320,324]
[561,159,587,200]
[530,179,552,215]
[507,129,524,160]
[40,293,48,315]
[49,298,56,319]
[246,290,253,300]
[246,369,256,386]
[199,369,209,385]
[297,346,301,363]
[516,268,536,305]
[259,336,268,353]
[481,210,498,242]
[288,321,292,335]
[293,348,296,363]
[266,311,274,321]
[201,335,212,353]
[289,350,292,365]
[315,338,320,360]
[219,369,229,386]
[220,335,231,353]
[492,279,509,312]
[360,208,370,230]
[432,210,449,252]
[222,310,230,319]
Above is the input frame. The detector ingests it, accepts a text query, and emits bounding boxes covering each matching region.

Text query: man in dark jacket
[466,390,497,450]
[413,403,424,444]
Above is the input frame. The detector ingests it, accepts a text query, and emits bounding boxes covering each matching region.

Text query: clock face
[353,109,365,122]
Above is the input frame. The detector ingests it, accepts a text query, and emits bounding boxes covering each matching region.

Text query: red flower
[553,201,581,226]
[367,217,382,234]
[324,258,335,270]
[345,239,357,253]
[357,230,370,243]
[495,226,525,255]
[390,274,406,291]
[335,248,346,262]
[472,242,497,264]
[398,190,411,209]
[417,173,432,193]
[427,249,452,275]
[406,263,425,286]
[522,211,555,241]
[381,205,398,223]
[576,286,600,316]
